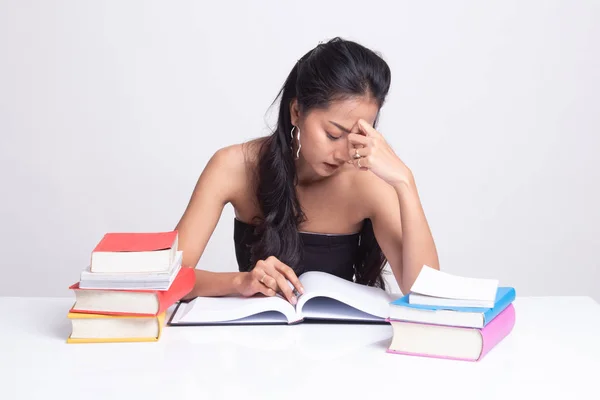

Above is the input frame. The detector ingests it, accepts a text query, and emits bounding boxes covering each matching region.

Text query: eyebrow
[329,121,354,133]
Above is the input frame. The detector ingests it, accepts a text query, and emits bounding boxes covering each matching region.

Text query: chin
[322,162,342,175]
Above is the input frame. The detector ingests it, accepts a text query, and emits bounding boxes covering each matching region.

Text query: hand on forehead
[314,97,379,134]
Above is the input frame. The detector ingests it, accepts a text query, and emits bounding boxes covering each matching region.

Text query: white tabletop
[2,296,599,400]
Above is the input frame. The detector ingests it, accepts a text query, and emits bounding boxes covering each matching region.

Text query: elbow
[399,282,412,295]
[398,273,413,295]
[180,267,199,301]
[399,262,439,294]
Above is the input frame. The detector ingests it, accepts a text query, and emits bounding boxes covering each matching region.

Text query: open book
[168,271,395,325]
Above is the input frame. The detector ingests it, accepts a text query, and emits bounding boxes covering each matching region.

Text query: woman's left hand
[347,119,413,186]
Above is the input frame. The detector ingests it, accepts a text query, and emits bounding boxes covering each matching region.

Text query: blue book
[388,287,516,328]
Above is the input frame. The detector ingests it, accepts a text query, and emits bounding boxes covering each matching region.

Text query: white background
[1,0,598,301]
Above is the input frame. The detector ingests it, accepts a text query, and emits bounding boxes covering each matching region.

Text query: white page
[297,271,393,320]
[80,251,182,281]
[409,265,499,302]
[300,297,385,322]
[180,311,291,325]
[407,293,495,308]
[79,263,181,290]
[170,294,298,324]
[78,280,175,290]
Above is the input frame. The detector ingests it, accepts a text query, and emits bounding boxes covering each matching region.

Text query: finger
[253,263,275,288]
[250,266,276,297]
[260,274,278,292]
[347,133,369,148]
[251,265,264,281]
[253,279,276,297]
[252,263,267,282]
[357,119,378,137]
[349,146,369,161]
[268,256,305,294]
[264,261,296,305]
[274,271,297,304]
[354,156,370,170]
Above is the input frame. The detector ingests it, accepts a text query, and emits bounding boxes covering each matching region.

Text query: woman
[176,37,439,304]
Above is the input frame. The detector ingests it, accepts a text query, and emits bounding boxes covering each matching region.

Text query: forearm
[182,269,242,300]
[393,177,440,293]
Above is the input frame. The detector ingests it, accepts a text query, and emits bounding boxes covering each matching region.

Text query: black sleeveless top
[233,218,360,281]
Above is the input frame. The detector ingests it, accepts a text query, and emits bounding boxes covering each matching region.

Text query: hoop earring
[291,126,301,159]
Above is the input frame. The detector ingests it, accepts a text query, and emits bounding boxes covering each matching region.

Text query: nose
[333,141,350,164]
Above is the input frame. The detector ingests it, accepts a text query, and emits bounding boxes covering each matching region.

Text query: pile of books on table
[387,266,516,361]
[66,230,195,343]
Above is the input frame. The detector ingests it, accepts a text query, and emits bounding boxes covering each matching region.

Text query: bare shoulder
[209,140,257,171]
[197,138,265,204]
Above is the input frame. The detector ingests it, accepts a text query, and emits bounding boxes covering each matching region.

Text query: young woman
[176,37,439,304]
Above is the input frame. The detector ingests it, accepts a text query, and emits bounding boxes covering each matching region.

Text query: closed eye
[326,132,342,140]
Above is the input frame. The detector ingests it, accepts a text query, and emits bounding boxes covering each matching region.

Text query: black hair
[249,37,392,289]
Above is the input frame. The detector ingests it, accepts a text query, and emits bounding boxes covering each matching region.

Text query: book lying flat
[387,303,516,361]
[168,271,395,325]
[408,265,499,308]
[389,287,516,328]
[90,231,179,273]
[69,266,195,316]
[66,311,166,343]
[79,251,183,290]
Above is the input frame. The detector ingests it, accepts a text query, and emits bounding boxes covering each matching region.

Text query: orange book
[90,231,179,273]
[69,267,195,316]
[66,312,166,343]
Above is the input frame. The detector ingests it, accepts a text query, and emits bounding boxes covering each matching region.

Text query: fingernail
[291,296,297,305]
[300,287,305,294]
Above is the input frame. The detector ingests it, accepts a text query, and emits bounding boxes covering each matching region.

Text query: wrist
[392,170,416,193]
[231,272,246,295]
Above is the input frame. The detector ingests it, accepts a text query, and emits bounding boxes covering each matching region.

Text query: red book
[90,231,179,273]
[69,267,195,316]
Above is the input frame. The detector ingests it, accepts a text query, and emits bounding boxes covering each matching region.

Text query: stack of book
[66,230,195,343]
[386,266,516,361]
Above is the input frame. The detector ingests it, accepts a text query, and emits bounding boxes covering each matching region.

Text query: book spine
[69,308,159,317]
[156,267,195,314]
[483,287,516,325]
[478,303,516,360]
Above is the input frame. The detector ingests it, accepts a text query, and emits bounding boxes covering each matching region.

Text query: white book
[408,265,499,308]
[168,271,395,325]
[79,251,182,290]
[90,231,179,273]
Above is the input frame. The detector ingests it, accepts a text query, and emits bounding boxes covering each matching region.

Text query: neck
[295,157,327,186]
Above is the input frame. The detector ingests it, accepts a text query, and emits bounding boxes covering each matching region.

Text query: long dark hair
[250,37,392,289]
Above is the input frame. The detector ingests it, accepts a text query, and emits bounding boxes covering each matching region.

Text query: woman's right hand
[233,256,305,305]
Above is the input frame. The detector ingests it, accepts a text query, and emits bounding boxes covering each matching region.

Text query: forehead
[310,97,379,127]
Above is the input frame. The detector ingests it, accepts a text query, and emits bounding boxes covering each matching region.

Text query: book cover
[69,266,195,316]
[92,231,178,253]
[90,231,179,273]
[66,312,166,344]
[390,287,515,327]
[386,303,516,361]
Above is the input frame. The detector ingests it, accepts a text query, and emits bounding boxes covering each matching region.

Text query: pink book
[386,303,516,361]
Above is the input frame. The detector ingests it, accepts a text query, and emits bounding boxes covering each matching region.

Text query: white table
[2,296,599,400]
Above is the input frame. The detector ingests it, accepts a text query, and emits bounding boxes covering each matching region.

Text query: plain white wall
[1,0,598,301]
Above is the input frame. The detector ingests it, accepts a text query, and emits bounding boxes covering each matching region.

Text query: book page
[297,271,393,320]
[170,294,298,325]
[410,265,499,302]
[299,297,385,322]
[181,311,292,325]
